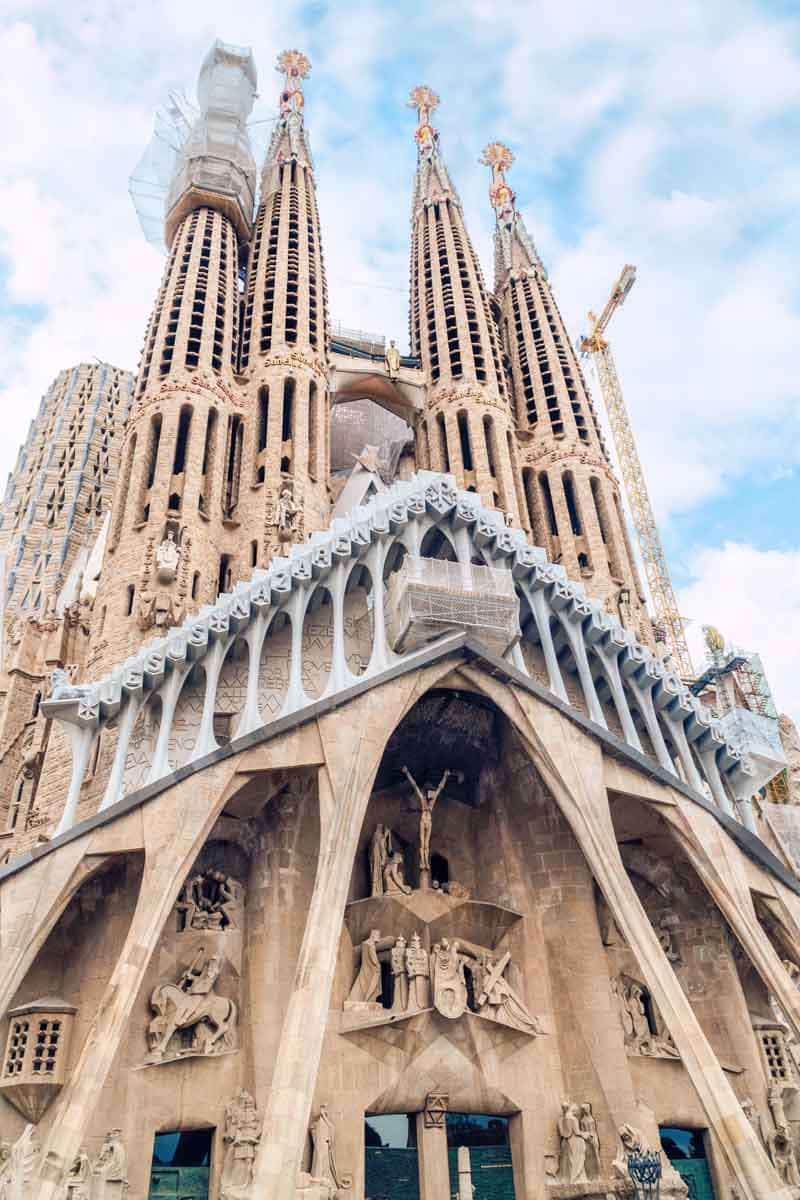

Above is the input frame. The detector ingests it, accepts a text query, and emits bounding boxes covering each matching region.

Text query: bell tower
[93,41,259,672]
[408,89,525,524]
[240,50,331,558]
[483,142,650,635]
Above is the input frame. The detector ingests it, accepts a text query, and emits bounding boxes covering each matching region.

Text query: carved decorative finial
[275,49,311,115]
[480,141,516,221]
[408,86,440,157]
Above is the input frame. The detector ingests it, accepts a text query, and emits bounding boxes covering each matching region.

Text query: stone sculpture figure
[347,930,387,1005]
[0,1125,39,1200]
[390,935,408,1013]
[176,869,244,932]
[385,339,401,379]
[402,765,453,872]
[92,1129,128,1197]
[406,932,431,1011]
[369,825,393,897]
[147,949,237,1061]
[310,1105,351,1195]
[65,1148,91,1200]
[612,1124,645,1178]
[155,531,181,582]
[221,1089,261,1199]
[277,486,298,538]
[431,938,468,1019]
[558,1101,587,1183]
[580,1103,600,1179]
[476,952,543,1035]
[383,850,411,896]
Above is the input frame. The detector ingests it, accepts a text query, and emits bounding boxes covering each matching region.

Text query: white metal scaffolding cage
[387,556,521,655]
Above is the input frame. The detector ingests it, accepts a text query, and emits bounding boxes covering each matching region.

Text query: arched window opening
[218,554,232,597]
[199,408,218,515]
[7,776,25,831]
[562,472,583,536]
[539,472,558,537]
[31,691,41,719]
[191,572,200,601]
[125,584,135,617]
[308,381,318,481]
[250,540,258,568]
[484,416,497,477]
[138,414,162,523]
[258,387,269,452]
[172,405,192,475]
[223,415,243,519]
[457,411,473,472]
[282,378,295,442]
[111,431,136,548]
[591,478,621,578]
[437,413,450,472]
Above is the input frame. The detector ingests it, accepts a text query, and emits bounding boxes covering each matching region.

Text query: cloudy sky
[2,0,799,717]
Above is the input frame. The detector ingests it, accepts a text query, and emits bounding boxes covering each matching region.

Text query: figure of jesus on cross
[402,765,461,886]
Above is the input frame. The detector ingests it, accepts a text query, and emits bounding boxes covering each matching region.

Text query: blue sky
[1,0,799,717]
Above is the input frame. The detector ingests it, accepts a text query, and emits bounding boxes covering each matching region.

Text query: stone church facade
[0,39,798,1200]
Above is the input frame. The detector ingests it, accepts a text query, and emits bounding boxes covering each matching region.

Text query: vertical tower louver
[240,50,331,550]
[95,42,259,667]
[484,143,649,632]
[408,89,524,523]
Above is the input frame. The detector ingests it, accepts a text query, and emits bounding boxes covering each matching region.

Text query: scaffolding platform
[717,707,786,793]
[387,556,520,655]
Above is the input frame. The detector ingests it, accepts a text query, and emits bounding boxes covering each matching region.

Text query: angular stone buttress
[0,39,798,1200]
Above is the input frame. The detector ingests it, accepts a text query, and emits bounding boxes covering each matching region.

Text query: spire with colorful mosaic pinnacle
[239,49,330,545]
[407,90,525,525]
[481,143,648,624]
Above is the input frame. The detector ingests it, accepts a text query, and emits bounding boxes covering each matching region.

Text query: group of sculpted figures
[347,929,542,1033]
[176,868,244,932]
[557,1102,601,1183]
[742,1086,800,1187]
[0,1125,126,1200]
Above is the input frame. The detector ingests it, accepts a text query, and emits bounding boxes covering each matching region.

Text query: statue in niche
[405,932,431,1011]
[369,824,393,897]
[614,976,679,1058]
[390,935,409,1013]
[0,1125,39,1200]
[383,850,411,897]
[474,951,543,1035]
[385,339,401,379]
[64,1149,91,1200]
[137,587,156,631]
[155,530,181,583]
[657,911,681,963]
[431,937,468,1019]
[401,765,457,873]
[146,949,237,1062]
[92,1129,127,1196]
[558,1101,588,1183]
[309,1105,351,1195]
[176,869,244,932]
[221,1089,261,1199]
[277,486,298,539]
[346,929,392,1007]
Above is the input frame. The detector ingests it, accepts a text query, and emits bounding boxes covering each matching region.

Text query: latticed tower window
[759,1029,793,1084]
[4,1020,29,1077]
[31,1019,62,1075]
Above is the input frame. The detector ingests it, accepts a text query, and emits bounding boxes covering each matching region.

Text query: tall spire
[407,92,524,524]
[407,85,458,216]
[479,142,542,289]
[486,143,649,635]
[240,49,330,554]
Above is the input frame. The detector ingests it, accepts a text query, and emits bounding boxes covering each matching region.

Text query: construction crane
[579,265,695,681]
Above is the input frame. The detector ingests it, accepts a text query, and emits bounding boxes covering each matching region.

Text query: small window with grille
[4,1020,29,1077]
[0,998,75,1117]
[31,1019,61,1075]
[759,1028,793,1084]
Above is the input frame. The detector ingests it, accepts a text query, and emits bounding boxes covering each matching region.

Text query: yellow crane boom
[579,266,694,680]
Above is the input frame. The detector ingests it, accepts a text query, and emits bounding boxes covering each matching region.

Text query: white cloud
[680,542,800,724]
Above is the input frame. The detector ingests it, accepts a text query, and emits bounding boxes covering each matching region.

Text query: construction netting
[761,803,800,875]
[718,707,787,793]
[386,555,520,655]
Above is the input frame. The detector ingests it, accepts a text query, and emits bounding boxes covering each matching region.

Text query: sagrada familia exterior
[0,39,799,1200]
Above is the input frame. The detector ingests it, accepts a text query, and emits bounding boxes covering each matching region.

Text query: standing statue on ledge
[369,824,393,897]
[385,339,401,379]
[402,766,457,874]
[310,1105,351,1194]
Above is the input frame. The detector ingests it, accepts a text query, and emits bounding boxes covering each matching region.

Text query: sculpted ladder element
[146,949,237,1062]
[221,1089,261,1199]
[0,1124,39,1200]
